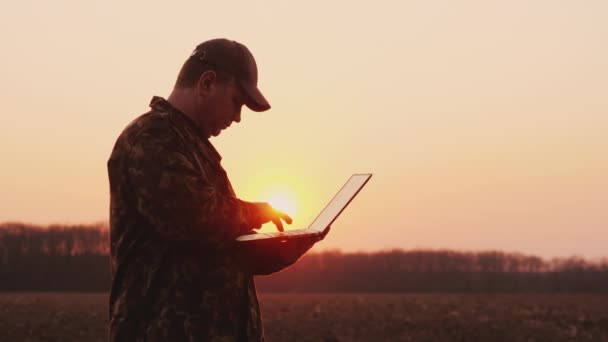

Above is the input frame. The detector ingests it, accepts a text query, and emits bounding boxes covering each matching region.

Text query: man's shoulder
[123,109,174,143]
[109,109,180,161]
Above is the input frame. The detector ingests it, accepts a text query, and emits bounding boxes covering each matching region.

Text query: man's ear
[197,70,217,96]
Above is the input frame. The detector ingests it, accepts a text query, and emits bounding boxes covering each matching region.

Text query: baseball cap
[189,38,271,112]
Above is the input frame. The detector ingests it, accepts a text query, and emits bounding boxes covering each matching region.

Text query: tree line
[1,222,606,292]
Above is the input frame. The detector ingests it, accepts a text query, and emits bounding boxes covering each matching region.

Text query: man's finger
[271,208,292,225]
[279,212,292,225]
[272,217,284,232]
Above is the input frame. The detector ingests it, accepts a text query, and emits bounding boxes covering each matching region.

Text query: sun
[240,175,316,232]
[260,189,297,217]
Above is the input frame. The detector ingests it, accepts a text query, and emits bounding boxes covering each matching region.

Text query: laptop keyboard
[236,229,319,242]
[268,229,311,237]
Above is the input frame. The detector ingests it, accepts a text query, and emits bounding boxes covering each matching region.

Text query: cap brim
[239,81,271,112]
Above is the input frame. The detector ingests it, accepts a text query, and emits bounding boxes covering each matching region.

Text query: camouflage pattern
[107,96,268,341]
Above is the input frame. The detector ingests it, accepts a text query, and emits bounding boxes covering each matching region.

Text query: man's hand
[251,202,292,232]
[239,234,317,275]
[238,225,332,275]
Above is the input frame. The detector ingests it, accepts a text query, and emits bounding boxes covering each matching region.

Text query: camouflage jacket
[107,96,267,341]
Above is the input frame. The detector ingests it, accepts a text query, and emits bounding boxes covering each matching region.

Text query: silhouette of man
[107,38,325,341]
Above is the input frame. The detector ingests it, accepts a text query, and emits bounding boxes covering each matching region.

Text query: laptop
[236,173,372,242]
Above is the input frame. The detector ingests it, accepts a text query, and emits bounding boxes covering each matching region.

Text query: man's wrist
[239,200,262,230]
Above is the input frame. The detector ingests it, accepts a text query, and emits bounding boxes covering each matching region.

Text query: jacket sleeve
[126,130,258,250]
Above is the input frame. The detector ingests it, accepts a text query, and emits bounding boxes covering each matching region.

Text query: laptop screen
[307,174,372,232]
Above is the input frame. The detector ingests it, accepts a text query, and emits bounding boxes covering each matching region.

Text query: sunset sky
[0,1,606,259]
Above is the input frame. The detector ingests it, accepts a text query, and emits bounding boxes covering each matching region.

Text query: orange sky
[0,1,606,258]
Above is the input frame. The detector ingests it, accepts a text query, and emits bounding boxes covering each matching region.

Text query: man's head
[168,38,270,138]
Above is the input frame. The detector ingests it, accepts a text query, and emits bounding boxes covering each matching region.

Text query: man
[107,38,325,341]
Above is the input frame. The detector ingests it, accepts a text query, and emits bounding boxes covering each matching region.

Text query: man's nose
[234,109,242,123]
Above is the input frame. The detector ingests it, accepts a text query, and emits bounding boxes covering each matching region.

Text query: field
[0,293,607,341]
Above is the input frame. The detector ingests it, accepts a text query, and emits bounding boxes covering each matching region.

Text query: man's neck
[167,90,198,123]
[166,89,213,139]
[167,88,215,139]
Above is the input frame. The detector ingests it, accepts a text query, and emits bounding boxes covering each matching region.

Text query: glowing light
[261,189,297,217]
[239,174,319,232]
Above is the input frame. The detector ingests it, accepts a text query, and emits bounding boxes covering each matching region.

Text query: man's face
[202,78,246,138]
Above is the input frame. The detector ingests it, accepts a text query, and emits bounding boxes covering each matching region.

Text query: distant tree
[1,222,607,292]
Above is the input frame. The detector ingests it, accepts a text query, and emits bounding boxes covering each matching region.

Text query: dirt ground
[0,293,607,341]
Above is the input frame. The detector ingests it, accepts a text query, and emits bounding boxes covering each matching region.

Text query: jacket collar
[148,96,222,162]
